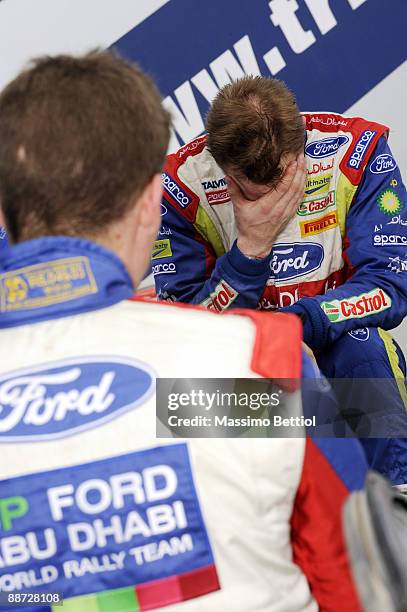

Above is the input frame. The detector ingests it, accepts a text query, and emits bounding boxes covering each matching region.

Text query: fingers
[285,154,306,212]
[275,159,298,195]
[225,176,248,209]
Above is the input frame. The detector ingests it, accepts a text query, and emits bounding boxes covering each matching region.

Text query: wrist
[237,238,272,259]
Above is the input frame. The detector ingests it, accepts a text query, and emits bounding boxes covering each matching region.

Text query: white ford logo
[270,243,324,281]
[0,358,154,442]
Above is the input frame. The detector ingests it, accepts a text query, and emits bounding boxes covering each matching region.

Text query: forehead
[230,175,272,201]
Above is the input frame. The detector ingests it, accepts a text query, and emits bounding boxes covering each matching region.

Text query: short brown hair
[206,76,303,185]
[0,50,170,243]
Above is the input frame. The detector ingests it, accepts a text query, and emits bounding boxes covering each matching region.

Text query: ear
[136,173,163,230]
[302,115,307,129]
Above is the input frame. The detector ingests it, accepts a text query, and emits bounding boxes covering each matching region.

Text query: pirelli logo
[300,212,338,237]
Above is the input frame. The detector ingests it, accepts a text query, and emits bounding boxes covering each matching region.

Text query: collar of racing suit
[0,236,134,328]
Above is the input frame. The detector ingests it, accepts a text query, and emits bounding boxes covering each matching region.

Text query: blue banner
[114,0,407,149]
[0,444,215,601]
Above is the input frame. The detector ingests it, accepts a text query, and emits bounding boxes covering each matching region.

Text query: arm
[283,137,407,349]
[291,437,367,612]
[155,153,306,311]
[154,197,272,311]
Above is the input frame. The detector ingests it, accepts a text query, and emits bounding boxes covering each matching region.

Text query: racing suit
[154,113,407,483]
[0,236,366,611]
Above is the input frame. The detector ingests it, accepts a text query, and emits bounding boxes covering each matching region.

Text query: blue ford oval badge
[305,135,349,159]
[0,357,155,442]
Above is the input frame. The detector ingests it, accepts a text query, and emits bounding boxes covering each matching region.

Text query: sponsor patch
[304,173,332,197]
[0,444,219,607]
[369,153,397,175]
[348,328,370,342]
[309,116,348,128]
[269,243,324,281]
[0,357,154,441]
[202,179,227,190]
[152,239,172,260]
[373,234,407,247]
[207,188,230,205]
[387,255,407,273]
[0,227,6,240]
[306,159,334,176]
[160,203,168,216]
[300,212,338,237]
[152,262,177,276]
[347,130,377,169]
[178,135,206,158]
[201,280,238,312]
[162,173,191,209]
[158,226,172,236]
[297,191,335,216]
[377,189,403,216]
[320,288,391,323]
[0,257,98,313]
[305,136,349,159]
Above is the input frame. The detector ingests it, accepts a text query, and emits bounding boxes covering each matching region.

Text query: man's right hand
[227,153,306,259]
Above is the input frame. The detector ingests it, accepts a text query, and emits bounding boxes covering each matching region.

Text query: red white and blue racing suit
[154,113,407,483]
[0,236,367,611]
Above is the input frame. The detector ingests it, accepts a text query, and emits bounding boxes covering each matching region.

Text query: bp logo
[320,302,340,322]
[377,189,403,216]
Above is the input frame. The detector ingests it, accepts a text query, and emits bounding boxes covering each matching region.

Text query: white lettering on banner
[129,534,193,566]
[269,0,316,54]
[48,466,178,521]
[63,552,125,578]
[0,530,57,566]
[263,47,287,75]
[163,82,205,145]
[0,370,115,433]
[0,566,58,591]
[210,35,261,88]
[66,502,187,551]
[347,0,368,9]
[304,0,337,35]
[165,35,260,149]
[165,0,371,149]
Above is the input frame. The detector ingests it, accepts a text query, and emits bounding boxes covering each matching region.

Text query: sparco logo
[162,173,191,208]
[369,154,397,175]
[152,262,177,276]
[305,136,349,159]
[270,243,324,281]
[347,130,377,169]
[373,234,407,247]
[320,288,391,323]
[201,280,238,312]
[0,358,154,441]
